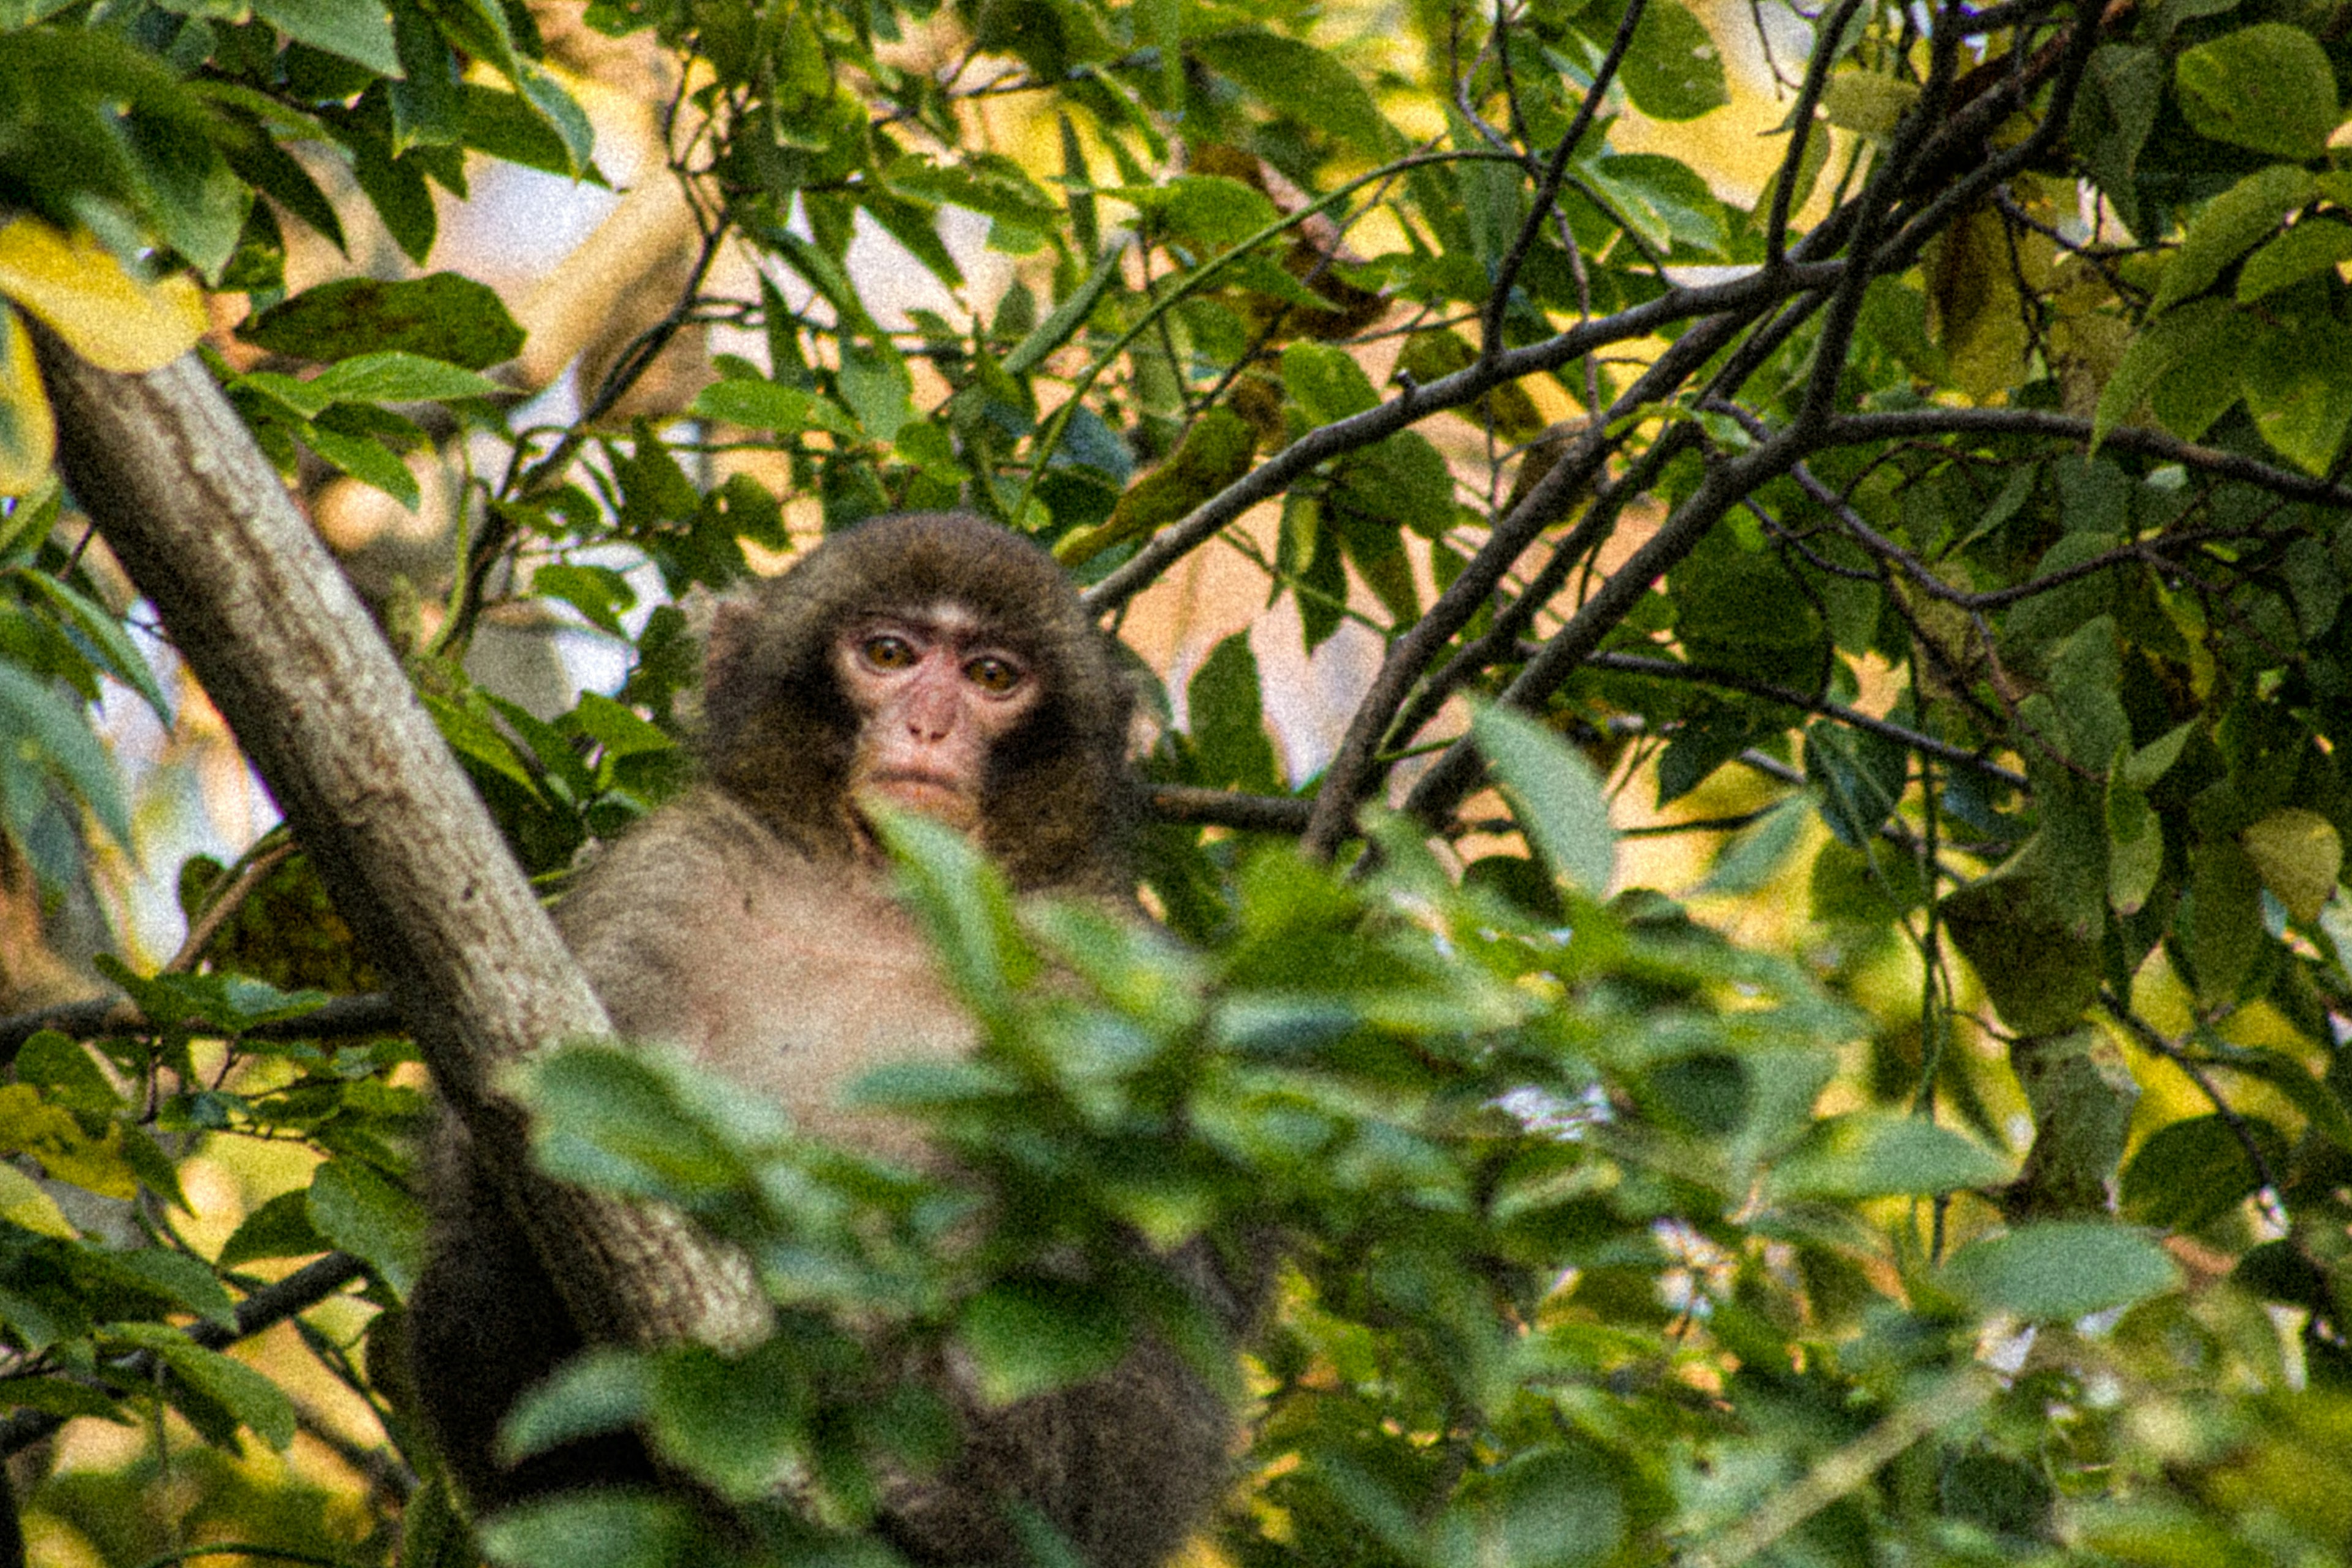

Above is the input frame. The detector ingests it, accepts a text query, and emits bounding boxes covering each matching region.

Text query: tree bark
[32,329,768,1353]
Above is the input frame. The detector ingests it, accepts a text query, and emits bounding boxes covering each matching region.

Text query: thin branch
[0,993,403,1063]
[0,1253,369,1460]
[1825,407,2352,508]
[1403,428,1814,827]
[1147,786,1313,834]
[1584,651,2027,787]
[1796,0,1966,435]
[1767,0,1868,266]
[165,837,296,975]
[1080,262,1843,615]
[1483,0,1648,351]
[1300,304,1762,859]
[1382,447,1668,754]
[1683,1373,1998,1568]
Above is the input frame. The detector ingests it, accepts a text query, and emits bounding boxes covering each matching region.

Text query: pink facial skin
[832,606,1039,834]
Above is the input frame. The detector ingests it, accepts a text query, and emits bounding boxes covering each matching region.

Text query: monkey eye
[862,634,918,670]
[963,655,1023,695]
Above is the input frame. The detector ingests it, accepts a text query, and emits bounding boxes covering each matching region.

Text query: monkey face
[832,602,1042,834]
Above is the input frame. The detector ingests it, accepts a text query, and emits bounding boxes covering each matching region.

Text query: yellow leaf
[0,1083,137,1200]
[2243,807,2344,925]
[0,305,55,495]
[0,1163,75,1240]
[0,218,205,374]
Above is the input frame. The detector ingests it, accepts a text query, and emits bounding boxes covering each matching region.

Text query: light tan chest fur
[555,791,975,1161]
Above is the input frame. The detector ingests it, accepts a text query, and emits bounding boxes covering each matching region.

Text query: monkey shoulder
[553,788,974,1150]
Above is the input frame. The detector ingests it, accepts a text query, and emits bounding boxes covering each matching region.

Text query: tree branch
[32,330,767,1355]
[1583,651,2027,787]
[1079,262,1842,615]
[0,1252,369,1460]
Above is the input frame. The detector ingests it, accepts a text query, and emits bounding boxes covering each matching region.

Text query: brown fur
[408,514,1244,1566]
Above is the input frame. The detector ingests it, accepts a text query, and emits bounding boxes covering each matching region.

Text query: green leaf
[1472,704,1616,896]
[2093,298,2237,445]
[838,338,913,443]
[2174,23,2337,160]
[1478,1449,1626,1568]
[306,1158,424,1295]
[2046,616,2128,767]
[0,661,131,851]
[1004,245,1123,375]
[458,82,585,177]
[2244,314,2352,475]
[2237,218,2352,302]
[477,1491,701,1568]
[1187,631,1280,794]
[646,1343,806,1501]
[959,1278,1128,1405]
[108,1323,299,1449]
[1282,339,1380,426]
[1698,796,1809,895]
[94,1248,235,1329]
[1586,153,1728,255]
[1619,0,1730,121]
[238,273,524,368]
[300,423,418,509]
[2106,769,2163,917]
[1342,431,1455,539]
[532,562,637,638]
[2120,1114,2285,1228]
[689,378,861,439]
[309,350,500,404]
[250,0,400,75]
[1767,1112,2012,1200]
[1189,30,1394,158]
[1821,70,1920,138]
[511,60,595,177]
[2242,807,2342,924]
[1941,834,2104,1034]
[15,1031,121,1114]
[1803,720,1908,849]
[569,692,676,764]
[502,1348,649,1461]
[1124,175,1280,252]
[2182,846,2258,1006]
[217,1188,328,1267]
[2150,164,2313,314]
[2073,45,2164,234]
[1942,1223,2179,1320]
[9,568,167,717]
[873,809,1031,1019]
[2122,719,2196,791]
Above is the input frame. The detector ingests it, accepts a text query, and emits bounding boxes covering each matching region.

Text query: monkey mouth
[857,772,980,826]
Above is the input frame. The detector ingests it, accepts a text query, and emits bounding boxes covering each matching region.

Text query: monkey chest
[680,881,976,1156]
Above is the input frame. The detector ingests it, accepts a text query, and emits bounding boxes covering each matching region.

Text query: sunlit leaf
[0,217,204,373]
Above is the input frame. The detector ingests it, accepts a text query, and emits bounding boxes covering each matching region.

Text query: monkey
[405,511,1257,1567]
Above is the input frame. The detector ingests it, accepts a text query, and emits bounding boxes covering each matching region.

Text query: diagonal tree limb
[31,330,768,1355]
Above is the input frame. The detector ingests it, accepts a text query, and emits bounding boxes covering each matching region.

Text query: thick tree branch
[32,331,767,1354]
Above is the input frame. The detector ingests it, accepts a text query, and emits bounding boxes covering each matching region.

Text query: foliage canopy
[0,0,2349,1561]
